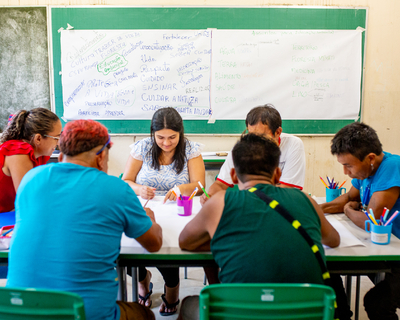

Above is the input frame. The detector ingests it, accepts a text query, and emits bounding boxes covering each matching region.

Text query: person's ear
[230,168,239,184]
[366,153,376,165]
[272,167,282,185]
[274,127,282,139]
[58,152,64,162]
[96,150,106,171]
[32,133,42,147]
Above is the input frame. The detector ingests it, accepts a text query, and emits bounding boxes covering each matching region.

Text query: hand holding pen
[140,186,156,200]
[164,185,182,203]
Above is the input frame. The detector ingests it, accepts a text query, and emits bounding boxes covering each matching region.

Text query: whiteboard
[211,30,362,120]
[60,29,362,121]
[61,29,212,120]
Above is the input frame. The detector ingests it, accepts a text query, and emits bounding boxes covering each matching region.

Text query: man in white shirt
[201,104,306,205]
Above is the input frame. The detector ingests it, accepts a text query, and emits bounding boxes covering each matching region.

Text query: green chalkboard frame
[51,7,367,134]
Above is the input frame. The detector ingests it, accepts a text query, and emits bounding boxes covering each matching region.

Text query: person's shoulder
[130,137,152,157]
[383,152,400,164]
[280,132,303,145]
[132,137,151,148]
[0,140,33,155]
[185,139,204,158]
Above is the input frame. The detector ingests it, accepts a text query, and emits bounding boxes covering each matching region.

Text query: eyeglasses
[43,134,60,141]
[96,136,111,155]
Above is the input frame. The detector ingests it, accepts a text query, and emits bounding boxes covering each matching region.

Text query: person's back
[7,119,162,320]
[212,184,325,284]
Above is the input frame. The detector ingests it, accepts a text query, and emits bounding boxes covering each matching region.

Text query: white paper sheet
[121,197,202,249]
[325,214,365,248]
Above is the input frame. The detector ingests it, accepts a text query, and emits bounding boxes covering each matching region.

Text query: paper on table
[121,196,201,249]
[324,215,365,248]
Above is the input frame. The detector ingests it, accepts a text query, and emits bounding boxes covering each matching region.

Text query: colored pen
[363,210,374,224]
[143,199,150,208]
[384,210,400,226]
[198,181,210,199]
[368,213,378,226]
[326,176,332,188]
[173,185,182,200]
[2,228,13,237]
[188,187,198,201]
[368,208,379,225]
[383,207,390,222]
[319,177,329,189]
[338,180,347,189]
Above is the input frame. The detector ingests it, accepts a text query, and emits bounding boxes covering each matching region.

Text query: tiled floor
[2,268,400,319]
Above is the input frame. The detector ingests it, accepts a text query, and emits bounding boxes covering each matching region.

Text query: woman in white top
[123,107,205,316]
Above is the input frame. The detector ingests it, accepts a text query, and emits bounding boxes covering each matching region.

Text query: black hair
[331,122,383,161]
[245,104,282,134]
[232,133,281,182]
[149,107,187,173]
[0,108,59,145]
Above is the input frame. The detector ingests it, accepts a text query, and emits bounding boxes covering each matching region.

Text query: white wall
[3,0,399,196]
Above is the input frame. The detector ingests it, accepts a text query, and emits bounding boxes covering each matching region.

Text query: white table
[117,196,400,318]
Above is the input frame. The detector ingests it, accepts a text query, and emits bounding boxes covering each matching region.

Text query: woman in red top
[0,108,61,213]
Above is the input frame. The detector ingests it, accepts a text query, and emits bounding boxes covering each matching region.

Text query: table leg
[117,266,127,302]
[354,275,361,320]
[344,275,352,306]
[131,267,138,302]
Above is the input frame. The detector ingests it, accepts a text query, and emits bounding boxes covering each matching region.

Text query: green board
[51,7,367,134]
[0,7,50,131]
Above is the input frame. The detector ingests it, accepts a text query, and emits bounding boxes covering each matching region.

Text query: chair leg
[184,267,188,279]
[204,273,207,285]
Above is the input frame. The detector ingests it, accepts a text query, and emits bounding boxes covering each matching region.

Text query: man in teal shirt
[7,120,162,320]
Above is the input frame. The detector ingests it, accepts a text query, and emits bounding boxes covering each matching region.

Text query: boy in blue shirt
[321,122,400,320]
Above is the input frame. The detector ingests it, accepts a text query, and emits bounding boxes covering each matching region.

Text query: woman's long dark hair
[149,107,187,173]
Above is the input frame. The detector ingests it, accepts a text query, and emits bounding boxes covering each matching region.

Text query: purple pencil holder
[177,195,193,216]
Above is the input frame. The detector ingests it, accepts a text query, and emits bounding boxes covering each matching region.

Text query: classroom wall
[2,0,399,196]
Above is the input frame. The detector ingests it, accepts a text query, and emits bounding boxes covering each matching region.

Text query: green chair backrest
[0,287,86,319]
[199,283,336,320]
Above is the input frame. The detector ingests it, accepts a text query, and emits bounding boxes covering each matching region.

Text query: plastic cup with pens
[365,220,392,245]
[177,196,193,216]
[176,186,198,216]
[320,176,346,202]
[365,209,399,245]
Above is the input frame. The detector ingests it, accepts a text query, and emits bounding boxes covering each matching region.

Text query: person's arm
[308,196,340,248]
[179,191,225,251]
[135,207,163,252]
[122,155,155,199]
[200,153,233,205]
[164,155,205,202]
[5,154,34,192]
[345,187,400,229]
[320,186,360,213]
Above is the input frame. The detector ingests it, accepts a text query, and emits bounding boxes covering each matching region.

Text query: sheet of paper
[324,214,365,248]
[121,196,201,248]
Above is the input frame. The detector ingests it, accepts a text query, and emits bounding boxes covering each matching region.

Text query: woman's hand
[163,189,177,203]
[140,186,156,200]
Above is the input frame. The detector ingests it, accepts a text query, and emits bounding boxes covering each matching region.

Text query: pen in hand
[198,181,210,199]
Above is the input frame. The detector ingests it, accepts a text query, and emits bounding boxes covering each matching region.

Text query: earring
[371,163,374,171]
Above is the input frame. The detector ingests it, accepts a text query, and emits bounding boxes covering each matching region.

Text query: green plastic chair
[199,283,336,320]
[0,287,85,319]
